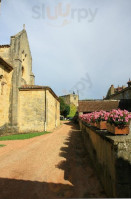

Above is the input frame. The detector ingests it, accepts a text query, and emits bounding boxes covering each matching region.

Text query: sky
[0,0,131,100]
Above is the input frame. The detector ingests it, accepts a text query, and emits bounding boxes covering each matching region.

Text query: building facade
[0,28,60,135]
[105,80,131,100]
[60,94,79,107]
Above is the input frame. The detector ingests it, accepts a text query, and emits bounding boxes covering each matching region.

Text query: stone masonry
[79,120,131,198]
[0,28,60,134]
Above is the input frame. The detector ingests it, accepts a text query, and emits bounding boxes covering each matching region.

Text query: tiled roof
[19,85,59,101]
[78,100,119,112]
[20,85,48,89]
[0,56,13,71]
[0,45,10,48]
[115,87,123,93]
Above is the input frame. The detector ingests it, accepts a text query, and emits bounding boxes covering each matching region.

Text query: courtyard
[0,122,105,198]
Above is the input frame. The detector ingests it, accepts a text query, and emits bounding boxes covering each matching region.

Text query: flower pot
[107,123,129,135]
[97,121,107,130]
[91,122,97,127]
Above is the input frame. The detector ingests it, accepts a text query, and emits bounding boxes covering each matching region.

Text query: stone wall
[46,90,60,131]
[19,89,60,133]
[79,120,131,198]
[70,94,79,107]
[10,30,35,86]
[0,47,10,61]
[61,94,79,107]
[19,90,45,133]
[0,63,12,132]
[106,87,131,100]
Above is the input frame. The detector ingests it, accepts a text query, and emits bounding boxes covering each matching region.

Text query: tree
[67,104,77,118]
[59,97,70,117]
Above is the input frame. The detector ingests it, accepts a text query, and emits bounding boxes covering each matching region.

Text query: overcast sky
[0,0,131,99]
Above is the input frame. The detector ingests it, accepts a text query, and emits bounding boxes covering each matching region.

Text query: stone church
[0,28,60,135]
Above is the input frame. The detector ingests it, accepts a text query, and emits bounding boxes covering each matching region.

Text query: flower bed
[97,121,107,130]
[107,123,129,135]
[80,109,131,135]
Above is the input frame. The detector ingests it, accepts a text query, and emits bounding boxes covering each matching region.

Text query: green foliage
[68,104,77,118]
[0,144,6,147]
[0,132,50,141]
[59,97,70,117]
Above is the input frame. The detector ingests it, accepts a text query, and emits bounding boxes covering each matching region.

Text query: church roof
[0,45,10,48]
[19,85,60,101]
[0,56,13,71]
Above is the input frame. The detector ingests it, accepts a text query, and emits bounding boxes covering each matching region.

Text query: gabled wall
[18,89,60,133]
[8,30,35,131]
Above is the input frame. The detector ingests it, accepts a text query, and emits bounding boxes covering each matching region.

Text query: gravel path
[0,122,106,198]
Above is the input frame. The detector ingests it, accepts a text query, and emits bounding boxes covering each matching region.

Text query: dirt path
[0,122,106,198]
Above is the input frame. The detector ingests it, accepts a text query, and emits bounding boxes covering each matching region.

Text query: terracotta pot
[107,123,129,135]
[97,121,107,130]
[91,122,97,127]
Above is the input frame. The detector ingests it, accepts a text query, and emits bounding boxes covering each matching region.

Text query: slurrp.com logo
[32,3,98,27]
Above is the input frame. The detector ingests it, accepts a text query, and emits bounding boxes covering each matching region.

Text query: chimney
[110,85,115,95]
[127,78,131,87]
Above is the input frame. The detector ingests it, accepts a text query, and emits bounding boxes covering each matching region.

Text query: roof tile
[78,100,119,112]
[0,45,10,48]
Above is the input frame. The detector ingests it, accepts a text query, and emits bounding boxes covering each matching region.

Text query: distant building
[78,80,131,116]
[78,100,120,116]
[105,79,131,100]
[60,94,79,107]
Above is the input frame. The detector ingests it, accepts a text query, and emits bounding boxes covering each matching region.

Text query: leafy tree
[67,104,77,118]
[59,97,70,117]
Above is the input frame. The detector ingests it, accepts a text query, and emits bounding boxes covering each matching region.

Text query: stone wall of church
[0,64,12,133]
[18,90,46,133]
[0,29,60,135]
[8,30,35,131]
[10,30,35,86]
[18,89,60,133]
[46,90,60,131]
[0,47,10,61]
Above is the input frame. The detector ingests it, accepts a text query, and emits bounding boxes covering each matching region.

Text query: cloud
[0,0,131,99]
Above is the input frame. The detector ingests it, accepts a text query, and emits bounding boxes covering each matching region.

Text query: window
[22,66,24,77]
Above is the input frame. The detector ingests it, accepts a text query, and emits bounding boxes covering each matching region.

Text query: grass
[0,144,6,147]
[0,132,50,141]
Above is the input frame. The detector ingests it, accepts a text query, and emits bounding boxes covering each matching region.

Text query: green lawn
[0,144,6,147]
[0,132,50,141]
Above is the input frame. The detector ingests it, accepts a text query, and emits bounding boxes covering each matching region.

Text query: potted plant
[107,109,131,135]
[96,111,109,130]
[80,112,98,127]
[79,114,91,125]
[89,112,99,127]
